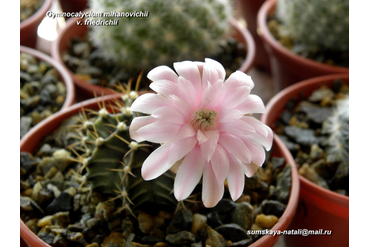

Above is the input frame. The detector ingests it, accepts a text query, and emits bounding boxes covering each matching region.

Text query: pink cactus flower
[129,59,273,207]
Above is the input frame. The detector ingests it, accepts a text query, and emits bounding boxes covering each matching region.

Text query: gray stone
[278,135,300,155]
[261,200,286,217]
[205,226,227,247]
[273,165,291,204]
[45,192,73,214]
[213,199,236,214]
[299,104,332,124]
[207,212,223,228]
[168,210,193,232]
[20,116,33,138]
[165,231,196,245]
[231,202,254,230]
[215,223,250,242]
[284,126,319,146]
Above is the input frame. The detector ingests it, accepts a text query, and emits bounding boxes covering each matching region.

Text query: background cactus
[276,0,349,53]
[88,0,233,73]
[322,96,349,164]
[70,87,177,214]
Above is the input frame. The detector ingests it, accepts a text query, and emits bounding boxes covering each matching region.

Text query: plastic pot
[237,0,270,71]
[261,73,349,247]
[51,15,256,100]
[20,94,299,247]
[257,0,349,93]
[20,0,53,48]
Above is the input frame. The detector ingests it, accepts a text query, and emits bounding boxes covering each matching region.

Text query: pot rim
[257,0,349,73]
[250,134,300,246]
[21,94,299,247]
[20,46,75,111]
[20,0,53,30]
[51,13,256,96]
[228,17,256,73]
[261,73,349,204]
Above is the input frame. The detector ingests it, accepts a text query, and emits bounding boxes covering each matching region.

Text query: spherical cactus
[276,0,349,53]
[88,0,233,73]
[322,96,349,164]
[70,86,177,214]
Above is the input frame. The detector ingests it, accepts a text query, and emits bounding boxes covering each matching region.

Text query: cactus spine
[88,0,233,73]
[276,0,349,53]
[70,84,177,213]
[322,97,349,164]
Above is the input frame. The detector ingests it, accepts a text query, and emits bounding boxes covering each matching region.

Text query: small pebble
[255,214,278,229]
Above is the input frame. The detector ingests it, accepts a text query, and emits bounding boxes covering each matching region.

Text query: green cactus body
[72,92,177,213]
[276,0,349,53]
[322,97,349,164]
[88,0,232,73]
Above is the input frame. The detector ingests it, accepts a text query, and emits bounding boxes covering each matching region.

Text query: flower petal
[175,123,196,140]
[177,76,198,107]
[210,144,229,184]
[147,65,178,83]
[152,106,186,125]
[167,137,197,165]
[239,136,266,167]
[224,70,254,90]
[236,94,266,114]
[197,130,208,144]
[129,116,157,142]
[141,143,172,180]
[173,61,202,99]
[202,161,225,208]
[243,162,260,178]
[227,156,245,201]
[218,133,251,164]
[205,58,226,82]
[174,146,205,200]
[149,79,180,97]
[199,79,224,108]
[242,116,273,151]
[134,120,181,143]
[217,108,244,123]
[130,93,169,114]
[202,59,226,86]
[220,85,251,109]
[218,120,255,137]
[200,130,219,161]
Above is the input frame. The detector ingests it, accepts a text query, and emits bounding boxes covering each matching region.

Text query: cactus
[322,97,349,164]
[88,0,233,73]
[69,84,177,214]
[276,0,349,53]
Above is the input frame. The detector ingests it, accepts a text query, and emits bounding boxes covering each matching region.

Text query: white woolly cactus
[322,97,349,163]
[88,0,233,73]
[276,0,349,53]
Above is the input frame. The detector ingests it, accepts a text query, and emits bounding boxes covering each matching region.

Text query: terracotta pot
[237,0,270,71]
[257,0,349,93]
[20,94,299,247]
[261,74,349,247]
[20,46,76,139]
[51,15,256,100]
[20,0,53,48]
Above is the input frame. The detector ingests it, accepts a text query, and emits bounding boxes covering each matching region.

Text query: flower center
[190,108,217,131]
